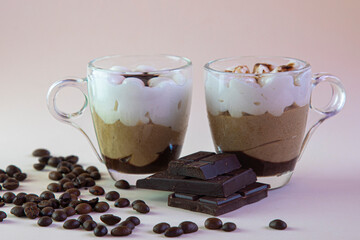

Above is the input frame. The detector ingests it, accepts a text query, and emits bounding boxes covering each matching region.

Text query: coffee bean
[38,200,53,209]
[114,198,130,208]
[90,171,101,180]
[0,174,8,183]
[179,221,198,233]
[0,211,7,222]
[25,194,41,203]
[65,172,77,180]
[49,198,60,209]
[63,206,76,216]
[72,167,86,176]
[131,199,145,207]
[59,192,72,207]
[52,209,67,222]
[58,166,71,174]
[269,219,287,230]
[75,203,92,214]
[6,165,21,177]
[23,202,37,209]
[58,161,73,170]
[115,179,130,189]
[85,178,95,187]
[94,202,109,213]
[86,166,99,173]
[38,156,51,165]
[59,177,71,186]
[78,214,93,225]
[222,222,236,232]
[63,219,81,229]
[111,226,132,236]
[40,191,55,200]
[65,155,79,164]
[94,224,108,237]
[66,188,81,196]
[48,157,61,168]
[126,216,140,226]
[3,178,19,190]
[49,171,63,181]
[11,206,25,217]
[70,164,82,171]
[14,172,27,181]
[164,227,184,237]
[80,198,99,208]
[40,207,54,217]
[47,182,62,192]
[2,192,15,203]
[63,182,75,191]
[33,163,46,171]
[79,172,91,179]
[24,205,40,219]
[105,191,120,201]
[32,148,50,157]
[204,217,223,229]
[13,194,27,206]
[153,222,170,234]
[133,202,150,214]
[83,220,97,231]
[38,216,52,227]
[89,186,105,196]
[69,200,80,208]
[100,214,121,226]
[119,220,135,230]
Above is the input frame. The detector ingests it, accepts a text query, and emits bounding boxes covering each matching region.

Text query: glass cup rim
[204,56,311,76]
[88,54,192,74]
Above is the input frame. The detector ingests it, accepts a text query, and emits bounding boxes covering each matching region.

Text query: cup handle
[300,73,346,155]
[46,78,104,163]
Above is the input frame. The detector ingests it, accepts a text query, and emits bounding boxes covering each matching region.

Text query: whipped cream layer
[89,66,192,132]
[206,68,312,117]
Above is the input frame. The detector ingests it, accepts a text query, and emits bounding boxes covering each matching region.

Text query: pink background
[0,1,359,239]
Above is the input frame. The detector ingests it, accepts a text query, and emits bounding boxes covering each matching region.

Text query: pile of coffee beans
[153,221,198,237]
[0,165,26,192]
[204,217,237,232]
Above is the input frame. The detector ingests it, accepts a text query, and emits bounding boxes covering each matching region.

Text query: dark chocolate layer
[104,145,181,174]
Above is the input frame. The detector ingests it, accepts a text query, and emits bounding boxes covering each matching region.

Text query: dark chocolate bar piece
[136,168,257,197]
[168,152,241,180]
[168,182,269,216]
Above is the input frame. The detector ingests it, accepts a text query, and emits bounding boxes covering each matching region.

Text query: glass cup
[204,56,345,189]
[47,54,192,180]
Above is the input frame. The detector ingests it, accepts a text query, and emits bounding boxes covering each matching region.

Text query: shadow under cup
[204,56,345,189]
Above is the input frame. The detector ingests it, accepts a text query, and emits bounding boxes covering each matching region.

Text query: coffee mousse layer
[208,104,309,176]
[93,111,185,174]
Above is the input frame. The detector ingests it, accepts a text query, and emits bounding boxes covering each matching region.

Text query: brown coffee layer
[226,151,297,176]
[104,145,182,174]
[92,111,186,173]
[208,104,309,165]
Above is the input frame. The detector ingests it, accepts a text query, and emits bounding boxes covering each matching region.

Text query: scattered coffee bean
[58,166,71,174]
[11,206,25,217]
[222,222,237,232]
[63,206,76,216]
[6,165,21,177]
[14,172,27,181]
[3,178,19,190]
[58,178,71,186]
[90,171,101,180]
[52,209,67,222]
[131,199,145,207]
[78,214,93,225]
[58,161,73,170]
[2,192,15,203]
[48,157,61,168]
[0,174,8,183]
[40,207,54,217]
[100,214,121,225]
[38,156,51,165]
[66,188,81,196]
[114,198,130,208]
[269,219,287,230]
[165,227,184,237]
[72,167,85,176]
[83,220,97,231]
[63,219,81,229]
[153,222,170,234]
[204,217,223,230]
[94,224,108,237]
[40,191,55,200]
[89,186,105,196]
[179,221,198,233]
[126,216,140,226]
[49,171,63,181]
[79,172,91,179]
[49,198,60,209]
[24,205,40,219]
[47,182,62,192]
[25,194,41,203]
[86,166,99,173]
[119,220,135,230]
[115,179,130,189]
[13,194,27,206]
[33,163,46,171]
[94,202,109,213]
[37,216,52,227]
[65,155,79,164]
[105,191,120,201]
[63,182,76,191]
[32,148,50,157]
[0,211,7,222]
[59,192,72,207]
[38,200,52,209]
[76,203,92,214]
[111,226,132,236]
[85,178,96,187]
[80,198,99,208]
[69,200,80,208]
[133,202,150,214]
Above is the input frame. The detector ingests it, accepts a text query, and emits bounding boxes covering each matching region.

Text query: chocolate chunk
[168,152,241,180]
[168,182,269,216]
[137,168,257,197]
